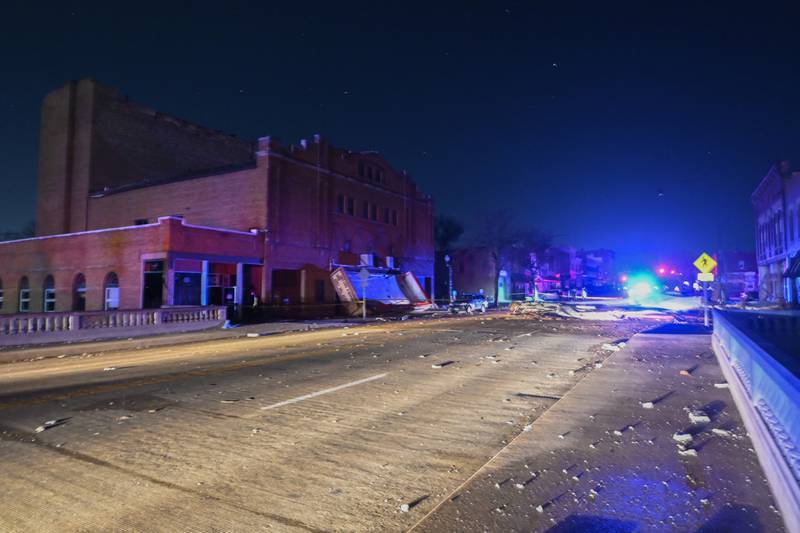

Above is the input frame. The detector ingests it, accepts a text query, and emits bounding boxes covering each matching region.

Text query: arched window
[0,278,4,310]
[104,272,120,310]
[73,273,86,311]
[18,276,30,312]
[43,275,56,312]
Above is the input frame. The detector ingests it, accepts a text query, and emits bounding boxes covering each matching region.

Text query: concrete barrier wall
[712,309,800,533]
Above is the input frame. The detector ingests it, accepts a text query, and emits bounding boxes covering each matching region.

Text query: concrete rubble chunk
[714,383,729,389]
[103,367,116,371]
[432,361,454,369]
[246,333,260,338]
[641,401,654,409]
[678,448,698,457]
[711,428,732,437]
[688,411,711,424]
[601,343,621,351]
[673,433,693,444]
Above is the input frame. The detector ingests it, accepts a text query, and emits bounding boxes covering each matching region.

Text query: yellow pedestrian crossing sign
[693,252,717,274]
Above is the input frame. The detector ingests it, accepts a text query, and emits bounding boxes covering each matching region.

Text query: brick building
[752,162,800,304]
[0,78,434,315]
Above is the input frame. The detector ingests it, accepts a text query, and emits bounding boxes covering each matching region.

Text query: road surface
[0,314,782,532]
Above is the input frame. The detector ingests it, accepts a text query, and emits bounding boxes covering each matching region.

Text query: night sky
[2,1,798,268]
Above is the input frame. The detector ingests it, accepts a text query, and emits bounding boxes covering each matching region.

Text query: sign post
[358,268,370,320]
[693,252,718,327]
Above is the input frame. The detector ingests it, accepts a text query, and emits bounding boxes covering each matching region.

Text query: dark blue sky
[1,1,798,268]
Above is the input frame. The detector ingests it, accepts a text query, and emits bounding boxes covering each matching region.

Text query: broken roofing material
[34,418,70,433]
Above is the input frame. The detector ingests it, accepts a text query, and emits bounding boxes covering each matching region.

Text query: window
[362,201,369,219]
[43,275,56,312]
[346,197,354,216]
[0,278,3,309]
[358,161,365,178]
[336,194,344,214]
[73,273,86,311]
[18,276,30,312]
[392,209,398,226]
[104,272,120,310]
[134,218,149,225]
[371,204,378,221]
[383,207,390,224]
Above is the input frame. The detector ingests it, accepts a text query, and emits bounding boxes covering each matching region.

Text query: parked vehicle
[449,294,489,314]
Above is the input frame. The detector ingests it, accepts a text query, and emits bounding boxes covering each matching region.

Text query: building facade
[752,162,800,305]
[0,78,434,315]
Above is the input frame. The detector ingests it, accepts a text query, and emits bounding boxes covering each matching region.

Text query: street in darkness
[0,313,782,531]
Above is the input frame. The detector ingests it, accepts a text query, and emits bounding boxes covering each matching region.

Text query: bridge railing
[712,309,800,533]
[0,306,227,336]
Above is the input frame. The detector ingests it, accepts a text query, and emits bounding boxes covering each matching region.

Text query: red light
[658,267,666,275]
[670,269,676,275]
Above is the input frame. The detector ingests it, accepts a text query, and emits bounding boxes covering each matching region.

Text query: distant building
[452,245,616,301]
[537,247,580,293]
[578,248,616,289]
[716,251,757,298]
[451,247,512,303]
[0,78,434,315]
[751,162,800,304]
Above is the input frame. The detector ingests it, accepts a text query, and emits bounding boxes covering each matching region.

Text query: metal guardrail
[712,309,800,533]
[0,306,227,336]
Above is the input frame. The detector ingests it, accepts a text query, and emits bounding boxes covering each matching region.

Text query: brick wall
[35,78,254,236]
[0,218,262,314]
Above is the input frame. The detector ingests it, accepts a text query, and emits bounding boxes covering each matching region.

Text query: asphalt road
[0,315,652,532]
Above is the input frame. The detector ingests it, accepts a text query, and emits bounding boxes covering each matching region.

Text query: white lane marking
[259,373,388,411]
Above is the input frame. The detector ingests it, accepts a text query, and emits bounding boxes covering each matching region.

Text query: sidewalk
[412,324,785,532]
[0,318,377,365]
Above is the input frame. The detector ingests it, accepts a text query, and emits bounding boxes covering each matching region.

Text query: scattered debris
[678,448,698,457]
[601,343,621,352]
[688,411,711,424]
[641,401,654,409]
[432,361,454,369]
[34,418,70,433]
[246,333,260,338]
[711,428,732,437]
[714,383,729,389]
[103,367,117,372]
[399,495,428,513]
[673,433,693,444]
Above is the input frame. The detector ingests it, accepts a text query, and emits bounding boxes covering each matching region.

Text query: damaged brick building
[0,78,434,315]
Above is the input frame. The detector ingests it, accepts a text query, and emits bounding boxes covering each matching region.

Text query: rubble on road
[672,432,693,444]
[688,410,711,424]
[34,418,70,433]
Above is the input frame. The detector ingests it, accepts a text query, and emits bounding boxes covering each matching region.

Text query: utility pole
[359,268,369,320]
[445,255,454,304]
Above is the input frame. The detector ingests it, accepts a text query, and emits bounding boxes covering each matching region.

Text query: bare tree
[435,215,464,253]
[478,211,550,304]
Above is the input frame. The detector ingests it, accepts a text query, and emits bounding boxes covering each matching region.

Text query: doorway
[143,260,164,308]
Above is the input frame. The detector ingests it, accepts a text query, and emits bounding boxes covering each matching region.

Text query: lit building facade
[752,162,800,304]
[0,79,434,314]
